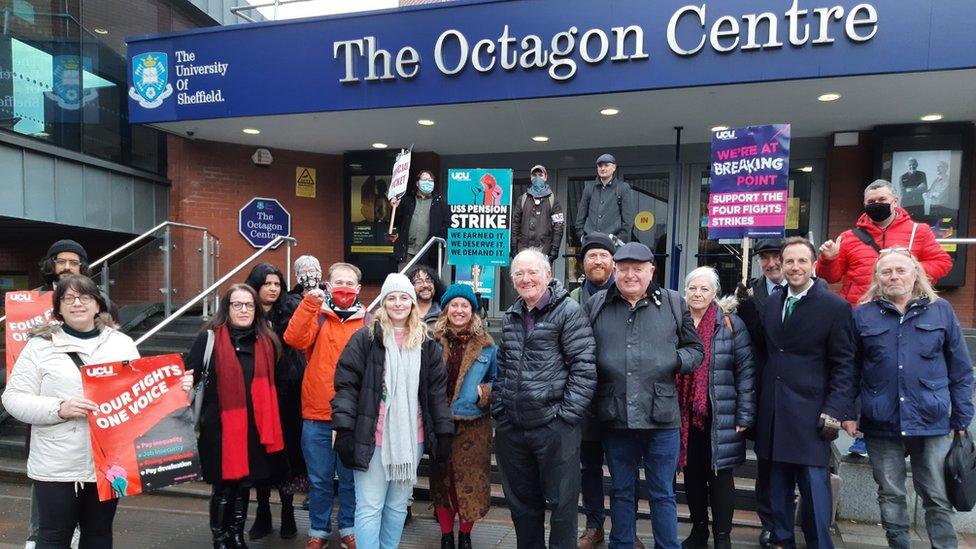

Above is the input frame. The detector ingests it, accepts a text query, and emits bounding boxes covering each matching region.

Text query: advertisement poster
[708,124,791,239]
[81,354,201,502]
[447,169,512,267]
[455,265,496,299]
[889,150,962,242]
[350,175,394,254]
[4,291,54,380]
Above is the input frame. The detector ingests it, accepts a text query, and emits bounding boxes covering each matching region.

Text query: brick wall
[825,131,976,327]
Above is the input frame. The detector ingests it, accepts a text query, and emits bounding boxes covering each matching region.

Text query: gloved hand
[333,429,356,468]
[818,414,841,441]
[436,434,454,465]
[735,279,752,302]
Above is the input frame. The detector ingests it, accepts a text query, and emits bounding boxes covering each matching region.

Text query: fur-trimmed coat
[2,315,140,482]
[429,329,497,522]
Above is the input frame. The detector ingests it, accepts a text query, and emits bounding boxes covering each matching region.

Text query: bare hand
[819,235,842,260]
[59,397,97,419]
[307,288,326,302]
[389,196,401,208]
[842,420,859,437]
[735,426,747,434]
[181,371,194,392]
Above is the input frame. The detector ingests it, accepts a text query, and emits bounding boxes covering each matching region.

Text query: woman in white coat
[2,275,189,548]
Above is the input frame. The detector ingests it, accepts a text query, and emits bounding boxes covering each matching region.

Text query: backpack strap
[850,227,881,254]
[67,352,86,370]
[908,222,919,251]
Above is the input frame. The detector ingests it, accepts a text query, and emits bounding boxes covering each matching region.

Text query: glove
[818,414,841,441]
[735,280,752,302]
[333,429,356,468]
[436,434,454,465]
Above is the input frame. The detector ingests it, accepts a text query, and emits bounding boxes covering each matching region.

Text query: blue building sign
[239,198,291,248]
[126,0,976,124]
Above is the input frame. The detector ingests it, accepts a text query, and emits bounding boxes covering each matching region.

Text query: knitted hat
[579,233,617,259]
[47,239,88,262]
[440,283,478,310]
[380,273,417,304]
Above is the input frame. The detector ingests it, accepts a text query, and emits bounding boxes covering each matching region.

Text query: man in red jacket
[817,179,952,307]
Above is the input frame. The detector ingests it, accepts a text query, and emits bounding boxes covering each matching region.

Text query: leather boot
[681,522,710,549]
[228,485,249,549]
[441,532,455,549]
[210,486,234,549]
[279,493,297,539]
[713,532,732,549]
[248,487,273,540]
[458,532,472,549]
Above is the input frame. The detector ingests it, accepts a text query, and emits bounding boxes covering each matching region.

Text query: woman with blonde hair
[430,283,497,549]
[331,273,454,549]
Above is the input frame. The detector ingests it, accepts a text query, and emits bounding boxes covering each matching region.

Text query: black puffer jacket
[701,304,756,470]
[330,323,454,471]
[491,279,597,429]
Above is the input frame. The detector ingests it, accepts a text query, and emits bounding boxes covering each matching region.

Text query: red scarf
[676,302,716,468]
[214,325,284,480]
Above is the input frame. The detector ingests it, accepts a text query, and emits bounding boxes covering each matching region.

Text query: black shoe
[458,532,472,549]
[247,500,272,541]
[759,529,773,549]
[713,532,732,549]
[279,496,297,540]
[681,522,709,549]
[441,532,456,549]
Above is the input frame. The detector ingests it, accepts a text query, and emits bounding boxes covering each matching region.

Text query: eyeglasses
[412,276,434,286]
[879,247,912,257]
[229,302,256,311]
[55,258,81,267]
[60,294,94,305]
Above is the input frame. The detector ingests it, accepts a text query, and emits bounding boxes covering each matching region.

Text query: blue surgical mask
[418,179,434,194]
[531,176,546,190]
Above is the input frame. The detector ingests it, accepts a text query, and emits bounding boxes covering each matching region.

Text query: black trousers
[683,427,735,535]
[34,481,118,549]
[496,420,581,549]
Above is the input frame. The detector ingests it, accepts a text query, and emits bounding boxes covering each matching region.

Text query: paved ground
[1,470,974,547]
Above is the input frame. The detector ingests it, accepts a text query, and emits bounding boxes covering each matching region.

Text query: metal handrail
[0,221,218,324]
[365,236,447,313]
[937,238,976,245]
[134,236,298,346]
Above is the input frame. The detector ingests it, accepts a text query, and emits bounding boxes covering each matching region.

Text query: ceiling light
[349,163,363,169]
[93,28,108,35]
[710,125,729,132]
[417,119,435,126]
[531,136,549,142]
[921,113,944,122]
[242,128,260,135]
[600,108,619,116]
[372,142,388,149]
[800,166,814,173]
[818,93,842,102]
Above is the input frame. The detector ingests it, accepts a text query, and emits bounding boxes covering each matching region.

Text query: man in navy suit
[748,237,856,549]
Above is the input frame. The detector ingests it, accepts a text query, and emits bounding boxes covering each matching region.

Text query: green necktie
[784,295,800,322]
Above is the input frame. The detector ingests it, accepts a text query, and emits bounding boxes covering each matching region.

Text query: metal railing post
[286,241,292,290]
[100,266,110,301]
[162,225,172,316]
[437,241,444,280]
[201,231,210,319]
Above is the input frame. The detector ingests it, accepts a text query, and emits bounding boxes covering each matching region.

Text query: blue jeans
[354,444,424,549]
[865,434,957,549]
[603,428,680,549]
[301,420,355,538]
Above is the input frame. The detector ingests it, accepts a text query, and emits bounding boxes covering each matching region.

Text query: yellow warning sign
[296,167,316,198]
[634,211,655,232]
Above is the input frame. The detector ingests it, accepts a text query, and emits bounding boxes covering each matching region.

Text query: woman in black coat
[242,263,307,540]
[678,267,756,549]
[187,283,286,549]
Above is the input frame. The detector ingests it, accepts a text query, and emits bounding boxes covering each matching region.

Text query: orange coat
[283,294,365,421]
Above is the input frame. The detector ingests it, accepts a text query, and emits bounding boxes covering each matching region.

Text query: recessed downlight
[800,166,814,173]
[93,28,109,35]
[921,113,944,122]
[531,136,549,142]
[600,108,620,116]
[818,93,842,102]
[417,119,435,126]
[242,128,261,135]
[711,125,729,132]
[372,142,388,149]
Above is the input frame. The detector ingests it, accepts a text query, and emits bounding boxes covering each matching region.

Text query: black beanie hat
[47,239,88,262]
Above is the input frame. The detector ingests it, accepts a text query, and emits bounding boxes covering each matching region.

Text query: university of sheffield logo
[129,52,173,109]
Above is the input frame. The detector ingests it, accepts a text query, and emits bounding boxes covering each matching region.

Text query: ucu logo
[8,293,32,302]
[715,130,737,140]
[451,171,471,181]
[85,365,116,377]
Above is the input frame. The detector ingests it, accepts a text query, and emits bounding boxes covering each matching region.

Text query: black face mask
[865,202,892,222]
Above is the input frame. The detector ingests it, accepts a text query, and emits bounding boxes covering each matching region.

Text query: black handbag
[944,431,976,512]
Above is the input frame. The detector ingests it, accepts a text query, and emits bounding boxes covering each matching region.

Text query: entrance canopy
[125,0,976,153]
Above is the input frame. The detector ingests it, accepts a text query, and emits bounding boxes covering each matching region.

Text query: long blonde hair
[859,248,939,304]
[370,303,429,349]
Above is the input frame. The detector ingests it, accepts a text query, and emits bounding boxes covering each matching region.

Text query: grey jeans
[864,434,957,549]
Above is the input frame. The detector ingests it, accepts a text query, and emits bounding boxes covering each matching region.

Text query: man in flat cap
[575,153,638,244]
[583,242,704,549]
[511,164,565,265]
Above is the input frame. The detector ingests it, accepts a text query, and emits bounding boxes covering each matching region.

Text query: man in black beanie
[39,239,90,290]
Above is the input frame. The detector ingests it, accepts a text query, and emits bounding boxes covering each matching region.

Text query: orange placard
[4,291,54,380]
[80,354,201,501]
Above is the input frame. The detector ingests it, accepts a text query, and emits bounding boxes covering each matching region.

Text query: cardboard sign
[387,149,412,199]
[4,291,54,380]
[708,124,791,239]
[81,354,201,502]
[446,168,512,267]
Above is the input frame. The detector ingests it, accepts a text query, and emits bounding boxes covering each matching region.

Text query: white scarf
[381,330,422,483]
